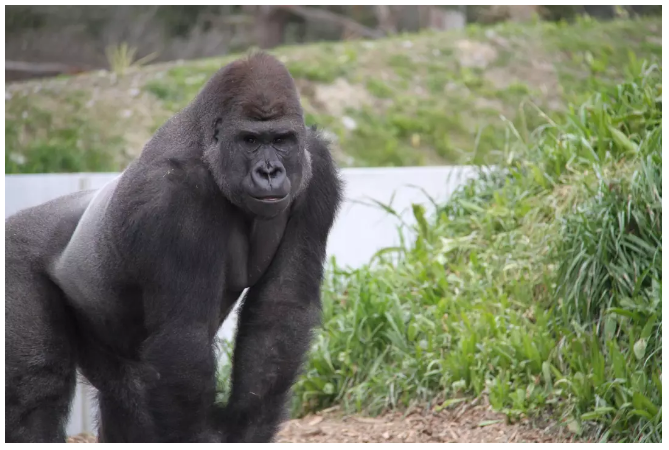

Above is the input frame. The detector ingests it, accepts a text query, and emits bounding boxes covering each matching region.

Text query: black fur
[5,52,343,443]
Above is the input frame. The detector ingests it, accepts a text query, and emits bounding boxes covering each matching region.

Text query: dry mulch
[67,399,586,443]
[276,401,584,443]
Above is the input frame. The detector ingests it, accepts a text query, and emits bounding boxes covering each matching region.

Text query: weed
[105,42,158,76]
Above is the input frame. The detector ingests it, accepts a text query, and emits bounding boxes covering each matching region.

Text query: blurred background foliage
[5,5,661,82]
[5,5,662,174]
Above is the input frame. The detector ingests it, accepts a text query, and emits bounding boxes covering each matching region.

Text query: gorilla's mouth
[254,195,287,203]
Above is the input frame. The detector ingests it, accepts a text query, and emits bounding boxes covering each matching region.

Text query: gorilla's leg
[5,271,77,442]
[83,357,156,443]
[214,284,320,442]
[97,394,144,443]
[97,393,219,443]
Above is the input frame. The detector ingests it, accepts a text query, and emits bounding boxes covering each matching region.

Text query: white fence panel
[5,166,480,436]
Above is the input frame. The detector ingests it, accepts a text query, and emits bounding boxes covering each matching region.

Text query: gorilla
[5,52,343,443]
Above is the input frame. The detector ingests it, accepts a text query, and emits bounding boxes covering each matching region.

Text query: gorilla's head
[197,52,312,219]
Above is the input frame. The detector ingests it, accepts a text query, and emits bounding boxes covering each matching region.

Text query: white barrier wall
[5,166,479,436]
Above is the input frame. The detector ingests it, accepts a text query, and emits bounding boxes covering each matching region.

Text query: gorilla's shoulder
[123,156,218,203]
[306,128,337,173]
[298,128,344,227]
[111,158,221,242]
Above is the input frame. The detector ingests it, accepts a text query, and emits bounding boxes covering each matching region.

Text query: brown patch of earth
[482,32,564,112]
[311,77,375,118]
[67,400,587,443]
[277,402,585,443]
[455,40,499,69]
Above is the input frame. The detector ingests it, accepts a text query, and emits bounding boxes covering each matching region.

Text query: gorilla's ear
[212,118,222,143]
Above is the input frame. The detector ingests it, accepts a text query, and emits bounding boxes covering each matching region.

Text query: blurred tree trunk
[583,5,616,19]
[394,6,421,32]
[374,5,397,35]
[418,6,467,31]
[246,5,289,49]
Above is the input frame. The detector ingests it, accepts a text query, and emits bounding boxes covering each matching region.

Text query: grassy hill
[5,16,661,173]
[287,58,662,442]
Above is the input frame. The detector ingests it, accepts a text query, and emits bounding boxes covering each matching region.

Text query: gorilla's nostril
[257,162,284,179]
[269,166,283,178]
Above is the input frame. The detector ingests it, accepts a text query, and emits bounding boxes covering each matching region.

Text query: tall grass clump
[105,42,158,75]
[290,60,661,442]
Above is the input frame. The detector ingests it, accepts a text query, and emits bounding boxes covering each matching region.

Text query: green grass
[5,92,126,173]
[278,62,661,442]
[5,17,661,173]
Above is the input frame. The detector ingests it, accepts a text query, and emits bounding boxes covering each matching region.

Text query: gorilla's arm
[215,141,341,442]
[117,176,225,442]
[138,283,220,442]
[216,223,321,442]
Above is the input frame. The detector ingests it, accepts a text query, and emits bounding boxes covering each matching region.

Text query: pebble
[342,116,357,130]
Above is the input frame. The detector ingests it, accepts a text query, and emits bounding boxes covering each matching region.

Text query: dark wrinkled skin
[5,52,343,443]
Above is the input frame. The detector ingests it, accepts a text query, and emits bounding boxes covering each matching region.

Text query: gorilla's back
[48,177,122,313]
[5,188,97,337]
[6,189,97,268]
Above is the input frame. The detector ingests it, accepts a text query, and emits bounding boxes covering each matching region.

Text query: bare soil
[67,400,585,443]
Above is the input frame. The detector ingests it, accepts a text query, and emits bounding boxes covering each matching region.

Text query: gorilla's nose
[251,160,286,192]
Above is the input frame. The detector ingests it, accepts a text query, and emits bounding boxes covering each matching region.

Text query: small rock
[304,428,324,437]
[9,153,26,165]
[353,417,385,424]
[382,431,390,440]
[308,416,324,426]
[646,36,662,45]
[341,116,357,130]
[402,40,414,49]
[129,88,140,97]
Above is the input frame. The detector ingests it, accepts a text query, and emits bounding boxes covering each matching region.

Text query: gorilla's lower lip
[254,196,288,203]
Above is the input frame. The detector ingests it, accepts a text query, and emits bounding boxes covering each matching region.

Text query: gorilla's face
[212,116,307,219]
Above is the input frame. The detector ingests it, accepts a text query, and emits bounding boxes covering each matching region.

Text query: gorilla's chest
[225,214,289,291]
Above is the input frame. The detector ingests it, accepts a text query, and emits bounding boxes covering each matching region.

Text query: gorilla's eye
[273,133,294,147]
[244,135,256,145]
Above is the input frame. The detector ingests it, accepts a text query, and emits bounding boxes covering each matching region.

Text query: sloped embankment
[5,17,661,173]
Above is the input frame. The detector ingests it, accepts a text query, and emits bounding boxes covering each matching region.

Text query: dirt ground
[67,399,585,443]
